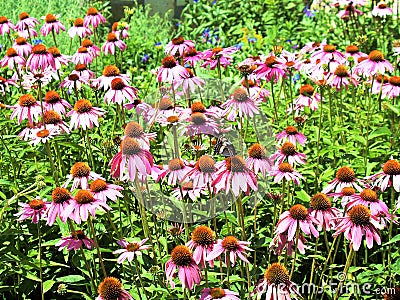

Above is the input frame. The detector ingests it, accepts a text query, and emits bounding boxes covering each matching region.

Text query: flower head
[96,277,133,300]
[67,99,105,130]
[309,193,341,231]
[55,230,94,250]
[113,238,150,263]
[84,7,106,28]
[199,287,240,300]
[40,14,65,36]
[206,235,252,267]
[186,225,215,267]
[165,36,194,57]
[16,198,49,223]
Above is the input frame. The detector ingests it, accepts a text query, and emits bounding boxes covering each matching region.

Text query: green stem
[333,248,354,300]
[37,216,44,300]
[80,247,97,293]
[289,224,300,280]
[87,216,107,278]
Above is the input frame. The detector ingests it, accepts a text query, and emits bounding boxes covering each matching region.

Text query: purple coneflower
[68,18,92,39]
[96,277,133,300]
[0,48,25,69]
[46,187,72,226]
[309,193,341,231]
[40,14,65,36]
[185,155,217,188]
[270,142,306,166]
[29,126,60,146]
[381,76,400,98]
[123,121,156,150]
[15,12,38,32]
[174,68,205,94]
[246,143,272,176]
[93,65,130,90]
[0,16,14,35]
[322,166,364,193]
[186,225,215,267]
[165,245,202,290]
[42,110,70,133]
[270,232,307,256]
[55,230,94,250]
[67,99,105,130]
[43,90,72,115]
[254,54,287,82]
[63,162,103,191]
[9,94,41,125]
[60,73,90,92]
[83,7,106,28]
[346,188,390,217]
[372,1,393,17]
[112,22,129,40]
[292,84,320,111]
[48,46,69,70]
[13,37,32,57]
[222,88,260,120]
[180,112,220,136]
[312,44,346,64]
[206,235,252,267]
[354,50,394,76]
[337,3,363,19]
[158,158,191,186]
[72,46,93,65]
[102,32,127,55]
[157,55,189,83]
[104,78,138,105]
[165,36,194,57]
[345,44,367,62]
[72,63,95,80]
[90,179,123,203]
[368,159,400,192]
[276,126,307,146]
[269,162,304,185]
[113,238,149,263]
[329,186,356,208]
[16,198,49,223]
[26,44,56,71]
[201,46,237,70]
[200,287,240,300]
[328,64,358,90]
[183,47,203,67]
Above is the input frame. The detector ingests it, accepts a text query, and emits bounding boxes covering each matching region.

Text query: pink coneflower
[110,137,154,181]
[372,1,393,17]
[104,78,138,105]
[322,166,364,193]
[0,47,25,69]
[123,121,156,150]
[96,277,133,300]
[172,181,208,201]
[269,162,304,185]
[43,90,72,115]
[72,63,95,80]
[354,50,394,76]
[72,46,93,65]
[81,38,101,58]
[29,126,60,146]
[269,232,307,256]
[165,36,194,57]
[333,204,382,251]
[16,198,49,223]
[298,40,326,55]
[13,37,32,57]
[275,204,320,240]
[276,126,307,146]
[62,189,110,224]
[200,288,240,300]
[201,46,238,70]
[270,142,306,166]
[112,22,129,39]
[15,12,39,31]
[40,14,65,36]
[90,179,123,203]
[0,16,14,35]
[381,76,400,98]
[113,238,149,263]
[329,186,356,208]
[63,162,103,191]
[84,7,106,28]
[48,46,69,70]
[180,112,220,136]
[212,155,258,197]
[206,235,252,267]
[312,44,346,64]
[174,68,205,94]
[183,47,203,67]
[157,55,189,83]
[337,3,363,19]
[55,230,94,250]
[158,158,191,186]
[250,263,302,300]
[186,225,215,268]
[292,84,321,111]
[0,75,17,95]
[185,155,217,188]
[345,45,367,62]
[93,65,130,90]
[368,159,400,192]
[254,54,287,82]
[346,188,390,217]
[26,44,56,71]
[186,101,224,119]
[67,99,105,130]
[168,223,185,237]
[165,245,202,290]
[9,94,41,125]
[102,33,127,55]
[309,193,342,231]
[42,110,70,133]
[21,67,57,91]
[246,143,272,176]
[222,88,260,120]
[68,18,92,39]
[328,64,358,90]
[46,187,73,226]
[241,78,270,102]
[60,73,90,92]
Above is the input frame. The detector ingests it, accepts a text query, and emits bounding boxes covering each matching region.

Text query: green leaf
[296,189,310,202]
[56,275,85,283]
[382,234,400,246]
[43,280,55,293]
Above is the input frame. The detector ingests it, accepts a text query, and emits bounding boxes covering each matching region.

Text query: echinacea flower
[201,46,238,70]
[55,230,94,250]
[174,68,205,94]
[322,166,364,193]
[165,36,195,57]
[354,50,394,77]
[102,33,127,55]
[167,223,185,237]
[60,73,90,92]
[43,90,72,115]
[157,55,189,83]
[29,126,60,146]
[72,63,95,80]
[337,3,363,19]
[48,46,69,70]
[9,94,41,125]
[309,193,342,231]
[270,142,306,166]
[276,126,307,146]
[42,110,70,133]
[185,155,217,188]
[333,204,382,251]
[368,159,400,192]
[123,121,156,150]
[246,143,272,176]
[250,262,302,300]
[84,7,106,28]
[212,155,258,197]
[68,18,92,38]
[15,12,38,32]
[104,78,138,105]
[275,204,320,240]
[269,232,307,256]
[112,22,129,39]
[0,16,14,35]
[206,235,252,267]
[0,75,17,95]
[61,189,111,224]
[200,287,240,300]
[72,46,93,65]
[96,277,133,300]
[345,44,366,62]
[222,88,260,120]
[0,48,25,69]
[26,44,56,71]
[158,158,191,186]
[241,78,270,102]
[81,38,101,58]
[110,137,154,181]
[254,54,287,82]
[46,187,73,226]
[165,245,202,290]
[63,162,104,191]
[40,14,65,36]
[381,76,400,98]
[312,44,346,64]
[13,37,32,57]
[269,162,304,185]
[183,47,203,67]
[16,198,49,223]
[346,188,390,217]
[180,112,221,136]
[93,65,130,90]
[328,64,358,90]
[90,179,123,203]
[21,67,57,90]
[292,84,321,111]
[186,225,215,267]
[67,99,105,130]
[372,1,393,17]
[329,186,356,208]
[113,238,150,263]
